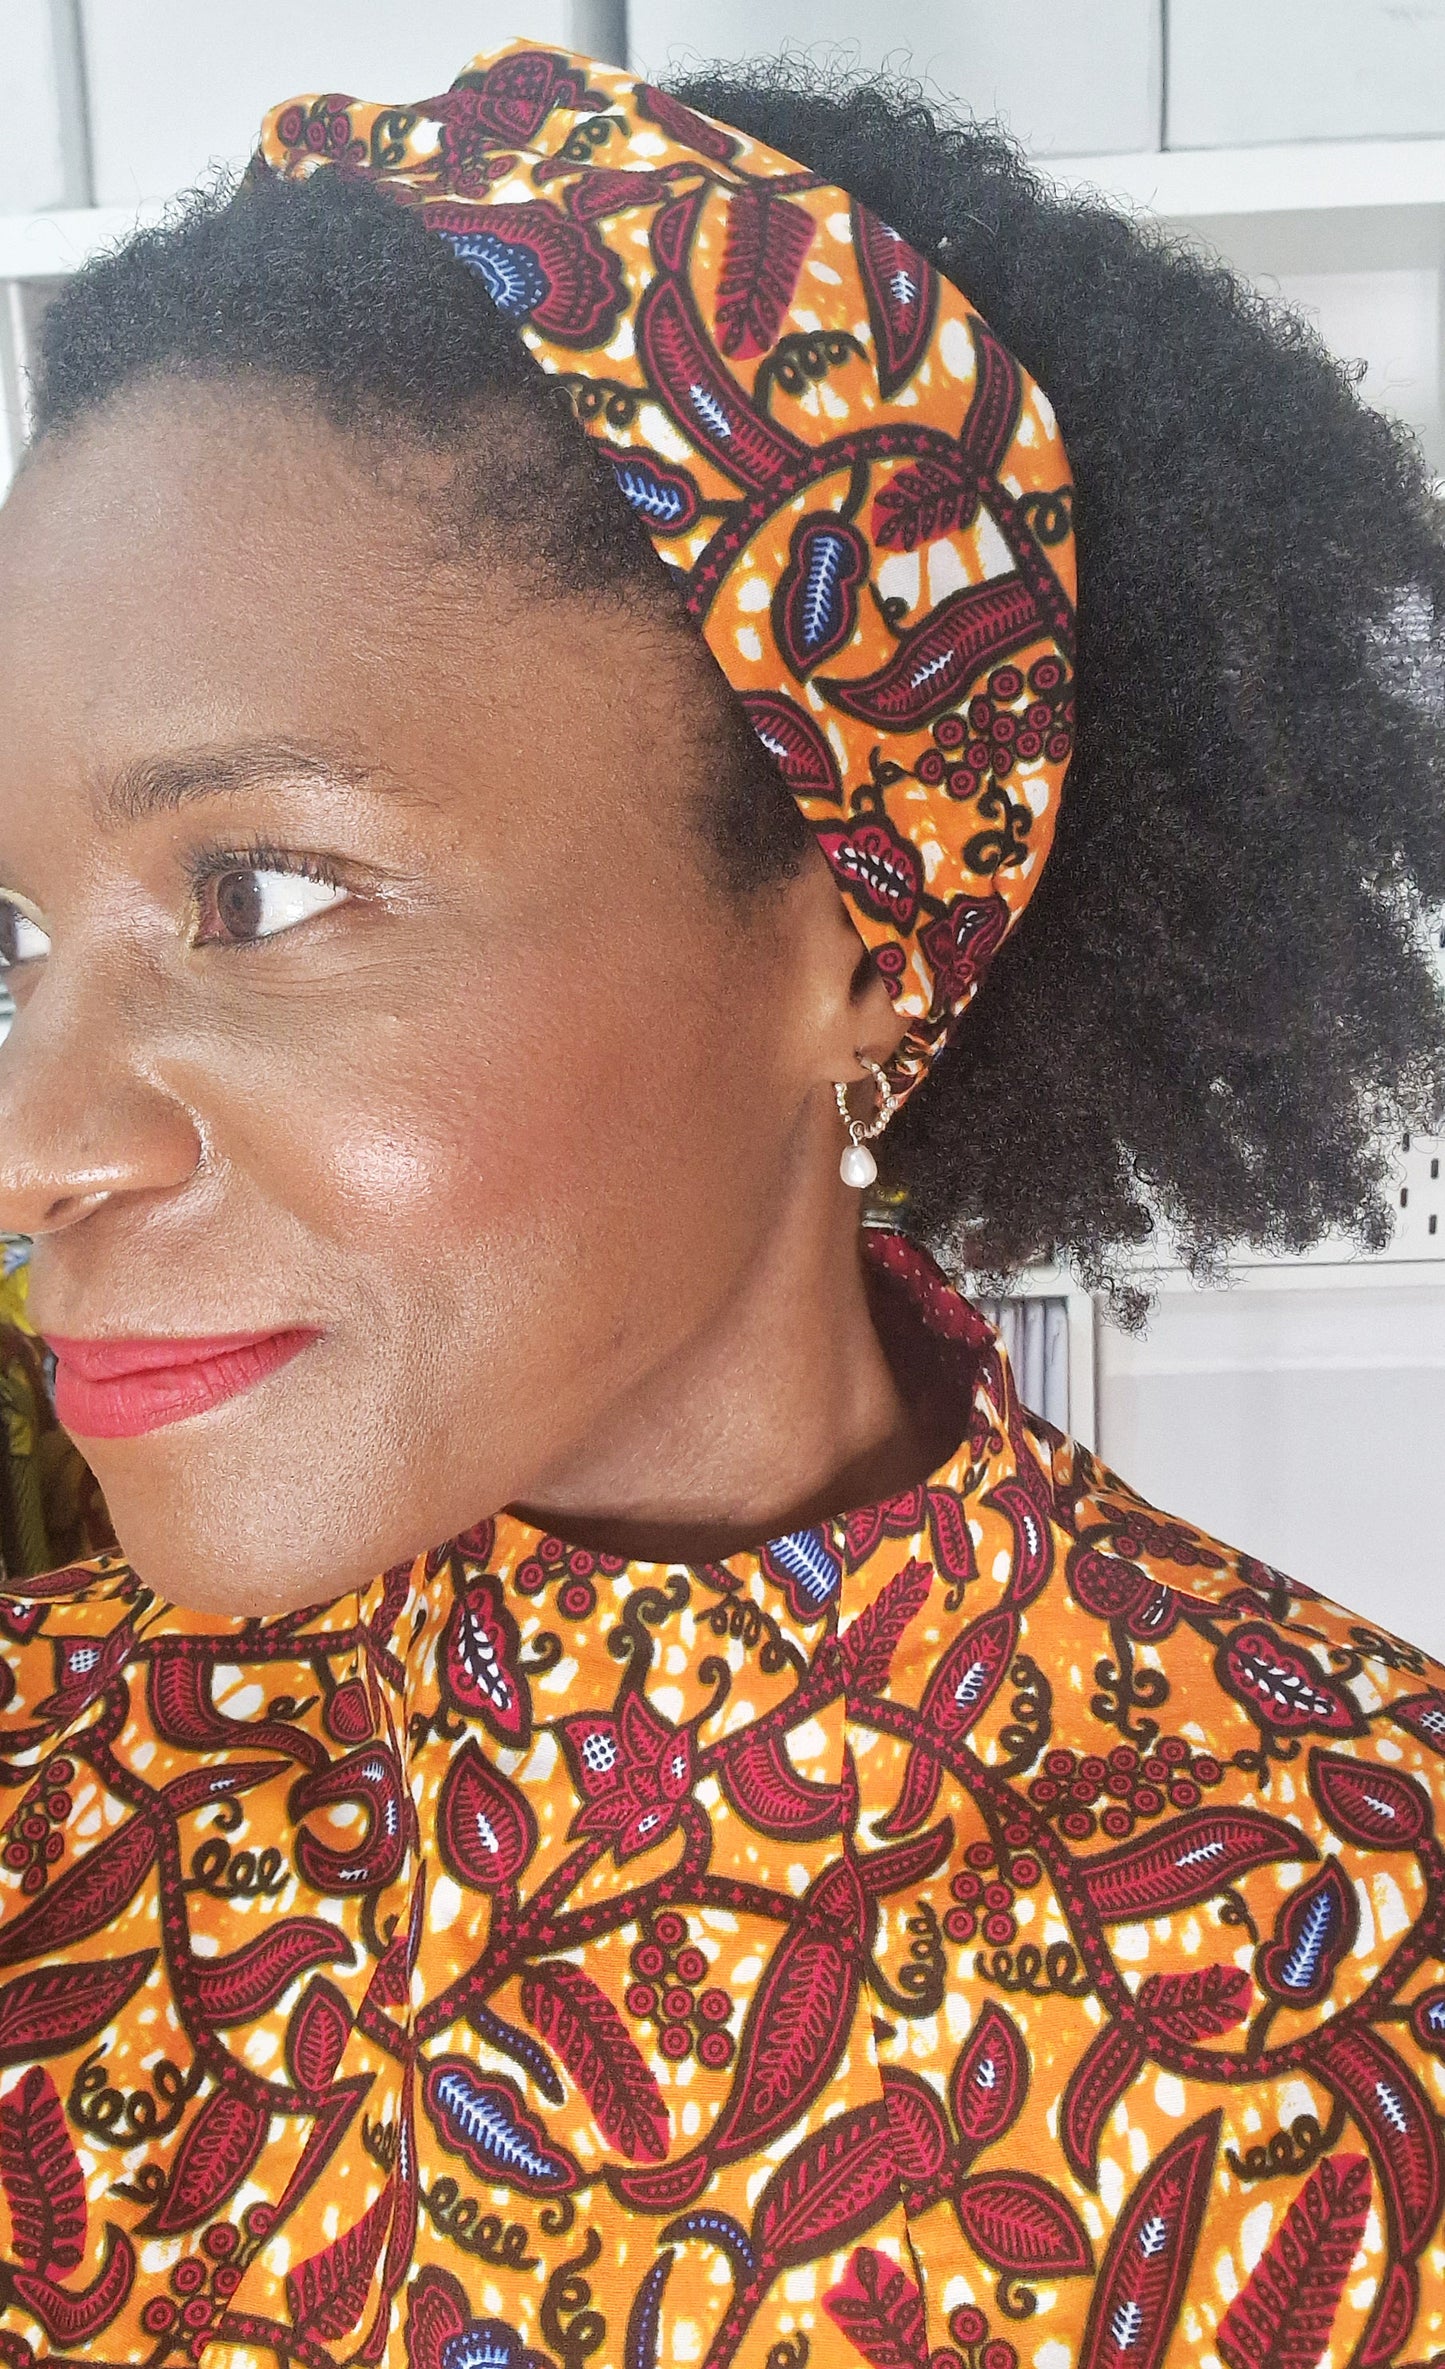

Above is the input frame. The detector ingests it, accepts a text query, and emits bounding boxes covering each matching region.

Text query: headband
[258,42,1076,1099]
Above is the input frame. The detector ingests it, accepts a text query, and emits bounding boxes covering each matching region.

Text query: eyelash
[183,840,345,895]
[184,840,351,946]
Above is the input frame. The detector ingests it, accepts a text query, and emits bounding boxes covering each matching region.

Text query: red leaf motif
[0,1950,154,2064]
[1078,2112,1221,2369]
[927,1485,978,1587]
[872,457,980,555]
[1061,2023,1145,2188]
[955,2170,1093,2274]
[608,2151,711,2215]
[720,1727,842,1840]
[438,1738,537,1890]
[1307,2024,1442,2256]
[880,2068,954,2206]
[1069,1548,1180,1641]
[1309,1751,1431,1849]
[324,1676,374,1744]
[853,204,938,397]
[958,322,1026,473]
[1387,1689,1445,1756]
[140,2082,269,2235]
[740,689,842,803]
[1256,1864,1357,2008]
[1137,1964,1253,2041]
[520,1960,669,2162]
[704,1859,864,2164]
[291,1744,411,1895]
[1219,1626,1364,1737]
[439,1575,530,1744]
[635,82,739,164]
[714,187,815,357]
[988,1477,1054,1608]
[753,2094,902,2268]
[11,2224,134,2347]
[1080,1809,1313,1923]
[949,2002,1028,2156]
[823,2247,929,2369]
[876,1606,1018,1842]
[162,1757,289,1817]
[821,577,1042,730]
[1217,2153,1371,2369]
[146,1649,321,1765]
[0,1814,156,1966]
[874,1742,943,1843]
[194,1919,351,2027]
[286,1977,354,2096]
[287,2179,392,2341]
[858,1821,954,1902]
[636,277,805,492]
[838,1558,934,1696]
[921,1606,1020,1748]
[815,820,923,930]
[0,2068,86,2273]
[1359,2256,1417,2365]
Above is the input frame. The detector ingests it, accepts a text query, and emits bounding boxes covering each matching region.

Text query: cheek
[182,917,764,1288]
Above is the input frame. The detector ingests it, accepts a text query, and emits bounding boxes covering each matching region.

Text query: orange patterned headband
[259,41,1077,1097]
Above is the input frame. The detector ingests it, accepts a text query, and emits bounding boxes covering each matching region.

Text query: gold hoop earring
[834,1055,898,1189]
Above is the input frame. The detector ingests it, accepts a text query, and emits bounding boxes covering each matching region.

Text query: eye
[194,860,349,948]
[0,898,50,971]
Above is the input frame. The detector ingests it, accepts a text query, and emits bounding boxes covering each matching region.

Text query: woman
[0,34,1442,2369]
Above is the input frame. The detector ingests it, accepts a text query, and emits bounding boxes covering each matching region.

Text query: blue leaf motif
[436,231,548,321]
[423,2059,578,2195]
[763,1528,842,1620]
[775,517,867,679]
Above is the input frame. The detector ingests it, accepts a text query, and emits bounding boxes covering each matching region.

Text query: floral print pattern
[0,1234,1442,2368]
[257,42,1078,1100]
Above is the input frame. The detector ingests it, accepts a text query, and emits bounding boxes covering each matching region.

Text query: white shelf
[1042,135,1445,219]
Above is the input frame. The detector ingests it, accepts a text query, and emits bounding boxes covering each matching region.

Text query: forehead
[0,379,690,797]
[0,383,475,710]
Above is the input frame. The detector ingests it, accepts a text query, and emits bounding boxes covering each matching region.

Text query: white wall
[80,1,571,206]
[628,0,1162,156]
[1098,1277,1445,1653]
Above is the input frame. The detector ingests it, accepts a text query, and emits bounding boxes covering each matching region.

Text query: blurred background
[1,1,1443,1642]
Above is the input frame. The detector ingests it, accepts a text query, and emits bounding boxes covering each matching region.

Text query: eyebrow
[94,739,412,825]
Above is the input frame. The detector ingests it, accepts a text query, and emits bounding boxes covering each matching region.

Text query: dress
[0,1232,1442,2369]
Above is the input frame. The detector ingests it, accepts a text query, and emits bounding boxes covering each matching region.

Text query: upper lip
[41,1331,307,1380]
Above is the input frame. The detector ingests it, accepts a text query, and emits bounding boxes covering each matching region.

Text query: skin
[0,381,960,1616]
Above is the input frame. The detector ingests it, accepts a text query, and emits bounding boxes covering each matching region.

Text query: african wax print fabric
[256,45,1077,1099]
[0,1235,1443,2369]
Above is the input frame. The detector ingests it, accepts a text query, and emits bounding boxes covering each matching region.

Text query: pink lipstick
[45,1329,318,1439]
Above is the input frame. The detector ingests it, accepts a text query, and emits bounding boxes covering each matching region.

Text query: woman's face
[0,382,865,1610]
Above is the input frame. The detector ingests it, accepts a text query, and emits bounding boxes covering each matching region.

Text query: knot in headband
[259,42,1077,1098]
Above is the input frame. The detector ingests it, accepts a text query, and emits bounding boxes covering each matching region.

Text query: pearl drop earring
[834,1055,898,1188]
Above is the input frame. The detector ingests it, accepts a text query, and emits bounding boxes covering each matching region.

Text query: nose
[0,972,202,1238]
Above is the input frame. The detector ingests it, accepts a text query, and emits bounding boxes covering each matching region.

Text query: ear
[786,841,909,1088]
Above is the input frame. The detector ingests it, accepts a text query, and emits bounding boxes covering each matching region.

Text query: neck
[512,1186,947,1563]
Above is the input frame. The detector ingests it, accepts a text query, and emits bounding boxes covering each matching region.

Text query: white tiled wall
[627,0,1163,157]
[1167,0,1445,147]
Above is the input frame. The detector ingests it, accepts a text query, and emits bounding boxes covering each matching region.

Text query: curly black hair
[25,60,1445,1313]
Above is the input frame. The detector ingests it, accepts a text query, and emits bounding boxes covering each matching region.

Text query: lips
[44,1329,319,1440]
